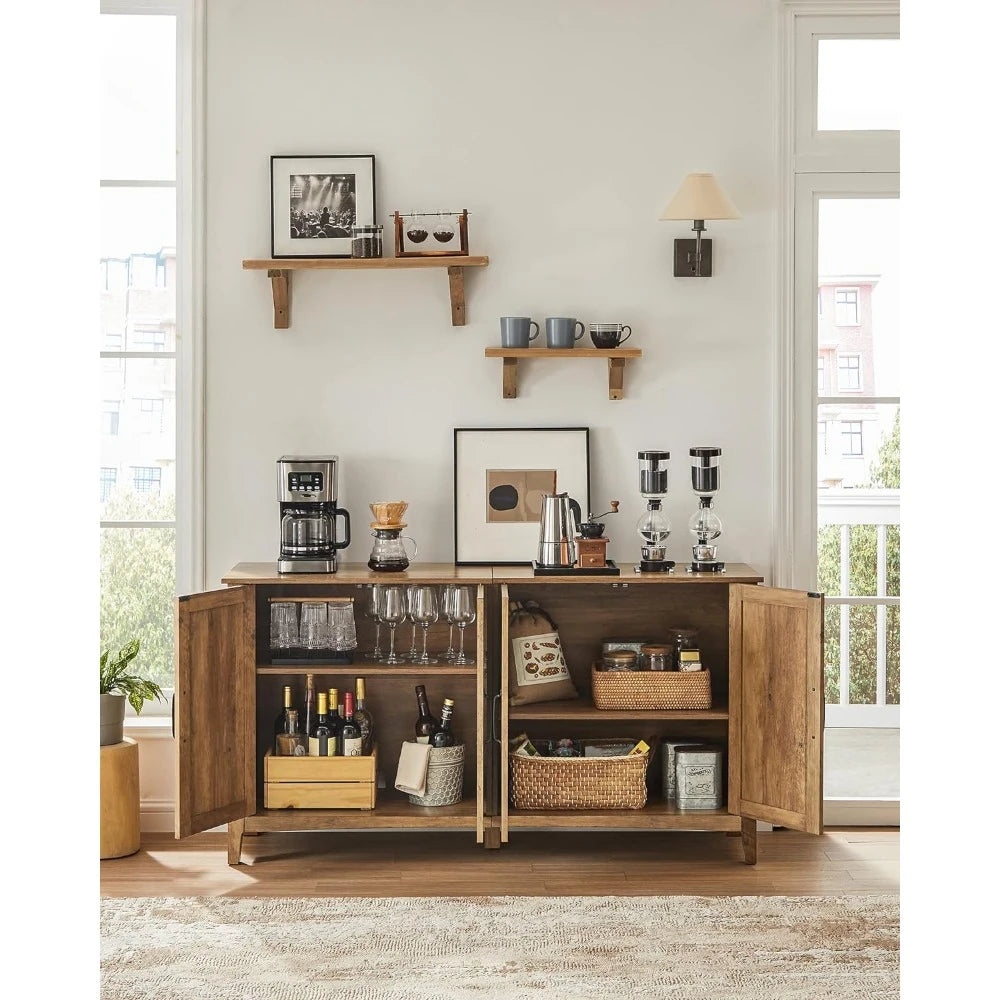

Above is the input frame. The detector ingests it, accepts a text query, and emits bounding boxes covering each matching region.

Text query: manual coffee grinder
[635,450,675,572]
[687,447,725,572]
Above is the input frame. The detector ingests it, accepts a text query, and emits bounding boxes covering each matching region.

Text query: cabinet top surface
[222,562,763,585]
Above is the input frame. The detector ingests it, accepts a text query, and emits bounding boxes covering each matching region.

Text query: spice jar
[351,224,383,259]
[670,627,698,666]
[601,649,638,672]
[640,643,672,672]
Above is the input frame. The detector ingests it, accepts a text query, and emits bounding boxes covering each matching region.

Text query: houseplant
[100,638,165,745]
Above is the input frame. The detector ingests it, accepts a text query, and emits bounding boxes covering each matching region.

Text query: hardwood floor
[100,828,898,897]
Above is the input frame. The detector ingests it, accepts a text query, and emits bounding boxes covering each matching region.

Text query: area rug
[101,894,898,999]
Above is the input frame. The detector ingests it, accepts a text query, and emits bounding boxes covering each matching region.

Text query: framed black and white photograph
[454,427,590,565]
[270,154,376,258]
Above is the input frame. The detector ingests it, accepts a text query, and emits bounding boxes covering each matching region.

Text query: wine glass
[440,585,458,661]
[364,585,384,661]
[410,585,440,665]
[380,585,408,665]
[405,584,421,662]
[450,586,476,665]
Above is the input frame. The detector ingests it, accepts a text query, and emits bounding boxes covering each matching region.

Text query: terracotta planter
[100,693,126,746]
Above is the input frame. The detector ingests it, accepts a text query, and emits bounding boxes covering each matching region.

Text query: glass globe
[688,507,722,545]
[637,506,671,546]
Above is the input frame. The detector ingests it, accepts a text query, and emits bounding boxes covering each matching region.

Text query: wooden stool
[100,738,140,859]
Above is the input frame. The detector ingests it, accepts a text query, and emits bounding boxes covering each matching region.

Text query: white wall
[203,0,779,583]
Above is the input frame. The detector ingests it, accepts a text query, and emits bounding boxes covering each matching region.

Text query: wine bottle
[276,709,308,756]
[354,677,375,755]
[428,697,456,748]
[414,684,437,744]
[340,691,364,756]
[303,673,316,738]
[327,687,343,742]
[308,691,335,757]
[274,684,293,753]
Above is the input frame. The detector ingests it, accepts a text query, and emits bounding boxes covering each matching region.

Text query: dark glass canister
[670,627,698,666]
[351,224,384,259]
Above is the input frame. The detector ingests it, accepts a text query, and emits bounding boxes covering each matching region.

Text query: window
[101,5,181,706]
[817,38,900,132]
[818,288,823,317]
[100,467,118,502]
[818,356,825,393]
[834,287,859,325]
[132,466,162,494]
[838,354,861,390]
[103,399,120,436]
[841,421,863,456]
[132,325,167,351]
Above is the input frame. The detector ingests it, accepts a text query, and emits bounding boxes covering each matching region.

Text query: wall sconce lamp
[659,173,741,277]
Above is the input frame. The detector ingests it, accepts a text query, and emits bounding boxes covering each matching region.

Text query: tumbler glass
[328,601,357,652]
[300,601,328,650]
[270,601,298,651]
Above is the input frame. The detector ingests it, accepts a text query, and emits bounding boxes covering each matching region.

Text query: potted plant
[100,639,165,746]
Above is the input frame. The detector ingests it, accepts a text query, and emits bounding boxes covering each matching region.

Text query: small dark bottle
[327,687,343,743]
[274,684,293,753]
[428,698,456,749]
[354,677,376,755]
[303,673,316,740]
[308,691,335,757]
[340,692,364,757]
[414,684,437,744]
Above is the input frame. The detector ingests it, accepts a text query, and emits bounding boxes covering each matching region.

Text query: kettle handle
[333,507,351,549]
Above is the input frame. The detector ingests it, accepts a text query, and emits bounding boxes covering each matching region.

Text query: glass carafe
[281,508,334,555]
[368,529,418,572]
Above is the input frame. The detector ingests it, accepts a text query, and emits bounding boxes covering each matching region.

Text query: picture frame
[270,154,376,259]
[453,427,591,565]
[394,209,469,257]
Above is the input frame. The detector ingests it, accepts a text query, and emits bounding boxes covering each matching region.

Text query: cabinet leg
[484,826,502,850]
[227,818,246,866]
[741,817,758,866]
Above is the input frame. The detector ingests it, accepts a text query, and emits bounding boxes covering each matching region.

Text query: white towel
[394,741,433,797]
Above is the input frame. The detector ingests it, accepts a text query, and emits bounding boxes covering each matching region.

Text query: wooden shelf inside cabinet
[484,347,642,400]
[242,255,489,329]
[257,663,480,676]
[246,798,478,832]
[508,699,729,721]
[507,801,739,831]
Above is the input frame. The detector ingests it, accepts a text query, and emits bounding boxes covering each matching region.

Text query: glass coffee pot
[368,528,418,572]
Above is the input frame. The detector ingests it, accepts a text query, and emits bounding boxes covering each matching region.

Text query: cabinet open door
[175,586,256,838]
[729,585,824,834]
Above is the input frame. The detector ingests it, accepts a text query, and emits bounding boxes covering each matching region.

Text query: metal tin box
[675,744,725,809]
[661,740,703,800]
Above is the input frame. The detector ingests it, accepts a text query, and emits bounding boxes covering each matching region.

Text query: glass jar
[640,643,672,672]
[351,224,383,259]
[670,627,698,665]
[601,649,638,672]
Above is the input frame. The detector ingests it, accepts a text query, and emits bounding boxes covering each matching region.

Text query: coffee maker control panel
[287,471,324,493]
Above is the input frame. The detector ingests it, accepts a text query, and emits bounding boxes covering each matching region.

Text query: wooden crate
[263,747,377,809]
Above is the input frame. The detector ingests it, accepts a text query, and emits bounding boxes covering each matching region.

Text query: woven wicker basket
[509,749,649,810]
[591,665,712,711]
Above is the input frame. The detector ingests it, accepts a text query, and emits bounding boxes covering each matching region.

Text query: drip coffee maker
[636,450,675,573]
[368,501,418,572]
[687,447,725,572]
[277,457,351,573]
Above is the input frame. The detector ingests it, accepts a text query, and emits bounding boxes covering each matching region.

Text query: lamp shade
[659,173,741,221]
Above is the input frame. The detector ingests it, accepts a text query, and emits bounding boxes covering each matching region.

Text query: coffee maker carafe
[277,457,351,573]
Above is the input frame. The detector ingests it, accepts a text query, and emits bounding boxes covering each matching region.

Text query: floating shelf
[242,255,490,329]
[484,347,642,400]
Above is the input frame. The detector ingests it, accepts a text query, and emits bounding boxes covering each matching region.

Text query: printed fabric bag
[508,600,579,706]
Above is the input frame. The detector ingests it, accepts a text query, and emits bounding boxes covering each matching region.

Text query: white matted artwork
[453,428,590,565]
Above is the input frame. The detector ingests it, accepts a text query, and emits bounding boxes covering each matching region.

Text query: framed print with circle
[453,427,591,565]
[270,154,376,258]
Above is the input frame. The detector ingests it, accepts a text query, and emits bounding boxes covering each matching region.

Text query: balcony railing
[818,490,900,727]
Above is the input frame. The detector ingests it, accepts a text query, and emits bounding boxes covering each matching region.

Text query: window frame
[840,420,863,456]
[834,286,860,326]
[837,353,862,390]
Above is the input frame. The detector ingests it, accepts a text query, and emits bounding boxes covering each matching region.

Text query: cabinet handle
[171,693,175,739]
[491,693,502,746]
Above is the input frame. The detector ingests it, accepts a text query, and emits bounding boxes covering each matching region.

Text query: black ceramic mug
[590,323,632,349]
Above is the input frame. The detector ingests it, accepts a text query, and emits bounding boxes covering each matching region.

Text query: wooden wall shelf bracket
[484,347,642,400]
[243,256,489,330]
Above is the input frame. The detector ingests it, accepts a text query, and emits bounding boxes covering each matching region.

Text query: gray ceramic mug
[546,317,585,348]
[500,316,540,348]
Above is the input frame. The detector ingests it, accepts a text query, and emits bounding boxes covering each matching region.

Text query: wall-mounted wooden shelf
[242,255,490,329]
[484,347,642,400]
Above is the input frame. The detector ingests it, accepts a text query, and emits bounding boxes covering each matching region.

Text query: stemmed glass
[450,586,476,665]
[379,585,408,665]
[409,585,440,665]
[364,585,385,661]
[404,585,421,662]
[440,586,458,661]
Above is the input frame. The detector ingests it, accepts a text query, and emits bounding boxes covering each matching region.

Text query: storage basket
[407,744,465,807]
[509,748,649,810]
[591,665,711,711]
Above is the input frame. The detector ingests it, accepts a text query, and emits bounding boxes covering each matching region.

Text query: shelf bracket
[502,357,518,398]
[267,269,290,329]
[447,266,466,326]
[608,358,626,400]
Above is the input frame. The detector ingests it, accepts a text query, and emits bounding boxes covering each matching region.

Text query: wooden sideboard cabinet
[492,566,824,864]
[174,564,491,865]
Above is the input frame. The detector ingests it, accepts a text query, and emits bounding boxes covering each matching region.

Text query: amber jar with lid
[640,643,673,672]
[602,649,638,672]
